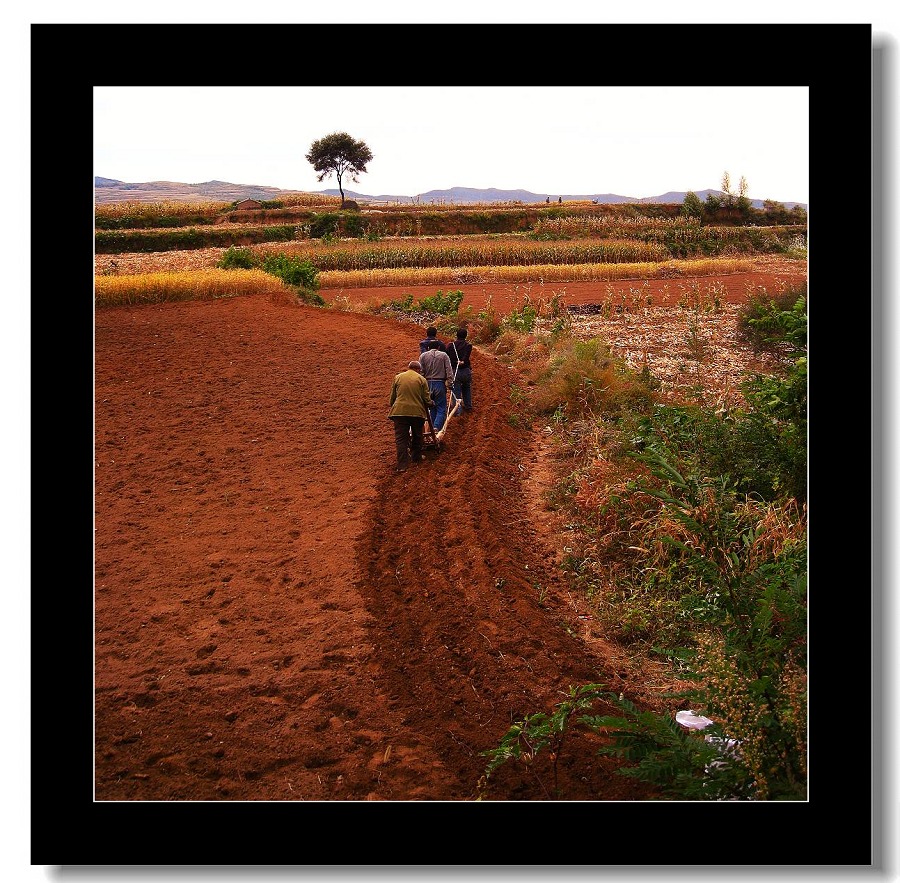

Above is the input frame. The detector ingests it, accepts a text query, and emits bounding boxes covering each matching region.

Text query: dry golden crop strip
[316,258,752,289]
[94,269,296,307]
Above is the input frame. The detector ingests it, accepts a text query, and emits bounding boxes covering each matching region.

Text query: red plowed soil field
[94,260,805,801]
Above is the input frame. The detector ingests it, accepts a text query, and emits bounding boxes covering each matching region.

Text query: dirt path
[94,292,656,801]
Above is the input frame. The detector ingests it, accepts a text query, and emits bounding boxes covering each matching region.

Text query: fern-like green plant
[480,683,606,798]
[584,692,756,800]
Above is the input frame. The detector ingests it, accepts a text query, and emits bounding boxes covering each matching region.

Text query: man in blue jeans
[419,339,454,431]
[446,327,474,413]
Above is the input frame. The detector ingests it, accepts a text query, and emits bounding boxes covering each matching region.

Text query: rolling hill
[94,177,806,210]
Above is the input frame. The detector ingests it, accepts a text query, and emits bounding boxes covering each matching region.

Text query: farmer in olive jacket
[388,360,432,472]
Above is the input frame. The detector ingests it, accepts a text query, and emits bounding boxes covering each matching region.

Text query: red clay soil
[94,263,805,802]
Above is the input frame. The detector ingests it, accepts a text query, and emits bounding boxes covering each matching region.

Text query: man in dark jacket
[388,360,432,472]
[446,327,474,413]
[419,326,447,354]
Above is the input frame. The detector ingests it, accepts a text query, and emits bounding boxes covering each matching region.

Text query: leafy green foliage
[736,284,807,353]
[587,693,756,800]
[681,190,704,220]
[217,246,257,270]
[479,683,609,798]
[309,213,340,239]
[480,684,759,800]
[630,363,807,504]
[215,247,323,305]
[341,213,367,239]
[502,302,537,333]
[259,254,320,290]
[610,446,808,799]
[418,289,464,315]
[95,225,302,254]
[385,293,414,311]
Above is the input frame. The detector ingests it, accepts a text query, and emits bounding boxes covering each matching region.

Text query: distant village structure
[233,198,262,210]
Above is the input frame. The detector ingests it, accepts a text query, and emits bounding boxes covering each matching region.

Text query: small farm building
[234,199,262,210]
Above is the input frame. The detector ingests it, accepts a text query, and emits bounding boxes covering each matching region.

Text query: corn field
[95,193,342,227]
[249,236,669,271]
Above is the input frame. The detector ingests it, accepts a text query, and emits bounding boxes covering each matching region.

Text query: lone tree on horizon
[305,132,373,207]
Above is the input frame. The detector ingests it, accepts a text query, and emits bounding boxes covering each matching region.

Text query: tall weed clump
[606,447,808,799]
[529,337,657,418]
[451,295,502,344]
[217,246,257,269]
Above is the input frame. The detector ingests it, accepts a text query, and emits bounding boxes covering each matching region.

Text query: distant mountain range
[94,177,807,210]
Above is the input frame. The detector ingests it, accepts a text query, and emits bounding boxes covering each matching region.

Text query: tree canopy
[305,132,373,206]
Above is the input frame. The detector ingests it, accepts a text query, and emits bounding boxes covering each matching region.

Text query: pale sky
[94,86,809,205]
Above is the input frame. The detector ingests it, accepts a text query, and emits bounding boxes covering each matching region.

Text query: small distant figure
[558,196,563,204]
[388,360,432,472]
[546,196,550,204]
[419,325,447,354]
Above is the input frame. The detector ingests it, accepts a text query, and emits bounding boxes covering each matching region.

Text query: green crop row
[94,225,301,253]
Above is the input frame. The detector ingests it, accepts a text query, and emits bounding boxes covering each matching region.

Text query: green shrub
[341,213,367,238]
[95,225,302,253]
[263,224,300,242]
[587,691,759,800]
[418,289,464,315]
[259,254,319,290]
[217,246,258,270]
[611,447,808,799]
[385,293,414,311]
[628,361,806,507]
[309,213,340,239]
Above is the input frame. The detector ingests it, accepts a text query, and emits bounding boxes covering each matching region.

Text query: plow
[422,388,462,453]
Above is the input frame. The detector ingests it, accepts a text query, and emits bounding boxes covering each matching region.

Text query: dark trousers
[453,373,473,411]
[392,416,425,466]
